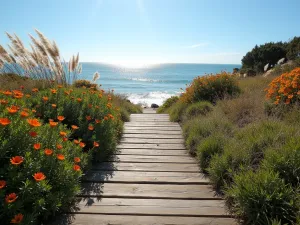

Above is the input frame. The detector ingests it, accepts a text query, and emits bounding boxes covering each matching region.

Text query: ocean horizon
[80,62,241,106]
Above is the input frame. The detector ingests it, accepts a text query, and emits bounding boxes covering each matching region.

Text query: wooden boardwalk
[69,108,236,225]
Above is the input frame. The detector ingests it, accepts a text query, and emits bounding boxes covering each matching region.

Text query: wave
[126,91,181,107]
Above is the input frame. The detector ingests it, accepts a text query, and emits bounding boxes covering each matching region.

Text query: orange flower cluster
[266,68,300,105]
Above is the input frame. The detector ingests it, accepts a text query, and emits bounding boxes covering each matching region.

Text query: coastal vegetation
[240,36,300,74]
[0,31,141,224]
[158,68,300,224]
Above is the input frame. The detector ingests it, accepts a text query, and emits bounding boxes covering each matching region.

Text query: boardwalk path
[71,108,236,225]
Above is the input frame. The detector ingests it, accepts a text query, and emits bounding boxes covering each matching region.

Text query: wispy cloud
[184,43,209,48]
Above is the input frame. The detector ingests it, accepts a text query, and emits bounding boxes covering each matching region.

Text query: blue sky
[0,0,299,66]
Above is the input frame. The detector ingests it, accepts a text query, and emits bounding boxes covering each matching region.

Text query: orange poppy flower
[0,180,6,189]
[32,109,37,113]
[104,116,108,120]
[27,118,41,127]
[56,144,63,150]
[32,88,39,93]
[57,85,63,88]
[33,143,41,150]
[74,139,80,144]
[57,154,65,160]
[73,165,81,171]
[0,118,11,126]
[57,116,65,121]
[5,193,18,204]
[33,172,46,182]
[79,142,86,148]
[7,105,19,114]
[52,104,57,108]
[49,119,54,122]
[62,137,68,142]
[64,91,70,95]
[86,116,92,121]
[60,131,67,137]
[93,141,99,147]
[44,148,53,156]
[13,90,24,99]
[71,125,79,130]
[25,94,31,98]
[4,90,12,96]
[95,106,99,109]
[95,119,101,124]
[51,89,57,94]
[10,213,23,224]
[76,98,82,102]
[88,125,94,131]
[0,99,8,105]
[42,96,49,102]
[74,157,81,163]
[10,156,23,165]
[88,104,92,108]
[29,131,38,137]
[20,111,29,118]
[82,92,86,94]
[49,121,58,127]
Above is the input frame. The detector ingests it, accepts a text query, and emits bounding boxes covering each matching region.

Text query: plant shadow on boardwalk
[46,158,117,225]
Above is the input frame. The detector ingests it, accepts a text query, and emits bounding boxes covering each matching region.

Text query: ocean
[80,63,240,106]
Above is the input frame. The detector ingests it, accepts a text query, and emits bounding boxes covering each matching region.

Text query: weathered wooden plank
[118,143,185,149]
[142,109,157,114]
[69,214,236,225]
[120,138,184,144]
[75,198,229,217]
[92,162,200,172]
[80,183,218,199]
[125,122,180,126]
[84,171,208,184]
[110,155,195,163]
[124,126,182,131]
[116,149,188,156]
[122,133,183,139]
[123,129,182,134]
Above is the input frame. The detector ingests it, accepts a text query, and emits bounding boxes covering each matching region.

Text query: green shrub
[196,134,226,172]
[157,96,179,113]
[73,80,98,89]
[226,170,299,225]
[182,101,213,122]
[168,101,188,122]
[262,138,300,188]
[208,120,293,190]
[183,112,233,155]
[181,72,241,104]
[0,110,90,224]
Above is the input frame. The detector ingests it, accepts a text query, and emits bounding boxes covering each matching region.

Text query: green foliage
[241,42,287,73]
[262,138,300,188]
[196,134,226,172]
[226,169,299,225]
[182,101,213,121]
[208,120,293,190]
[168,101,188,122]
[0,84,139,224]
[181,72,241,104]
[157,96,179,113]
[183,112,233,155]
[73,80,98,89]
[286,37,300,60]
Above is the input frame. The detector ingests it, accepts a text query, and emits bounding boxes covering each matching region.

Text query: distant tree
[233,68,240,74]
[241,42,287,73]
[286,37,300,60]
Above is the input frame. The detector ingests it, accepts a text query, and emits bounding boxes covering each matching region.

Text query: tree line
[240,37,300,74]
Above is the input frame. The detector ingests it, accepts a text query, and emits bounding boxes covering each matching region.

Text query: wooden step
[80,183,219,199]
[120,138,184,144]
[108,155,195,163]
[83,171,208,184]
[118,143,186,149]
[115,149,188,156]
[92,162,200,172]
[68,214,236,225]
